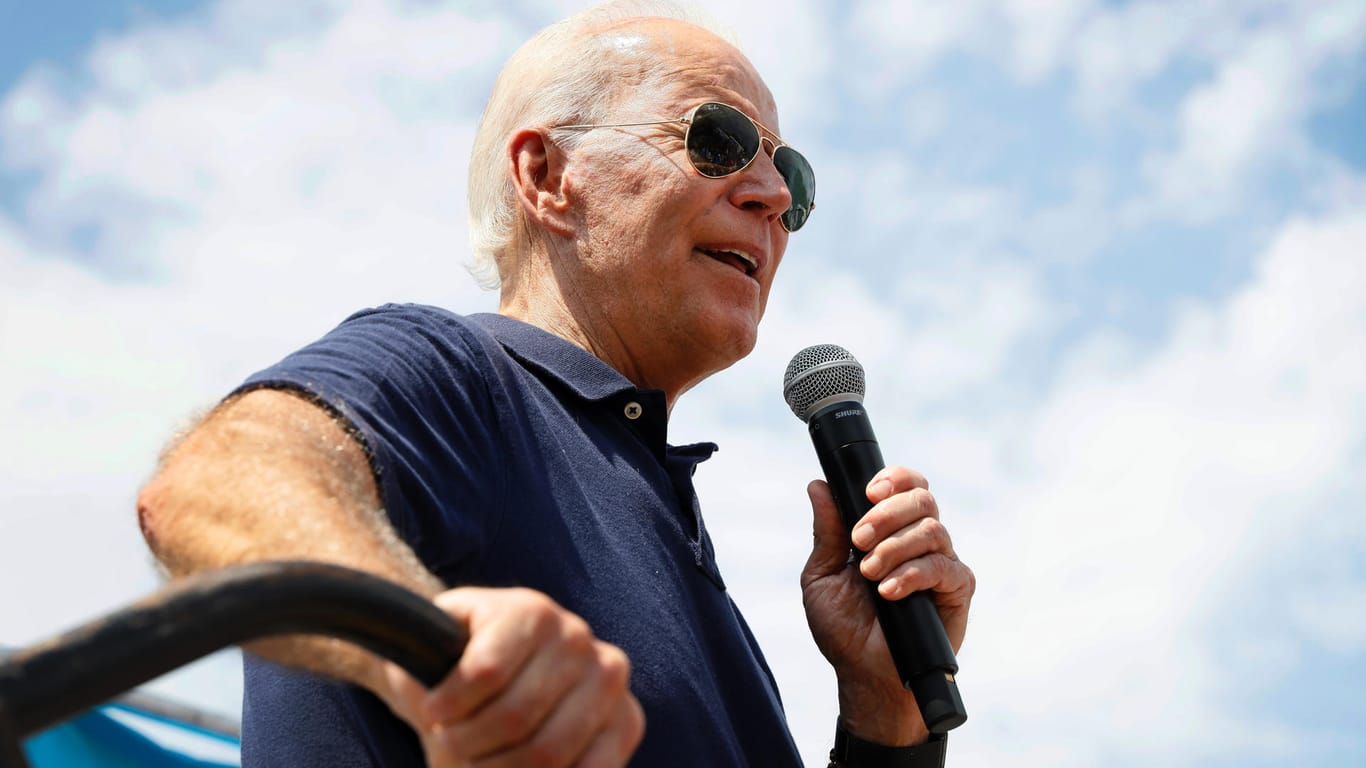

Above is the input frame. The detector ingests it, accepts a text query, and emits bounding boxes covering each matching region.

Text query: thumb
[804,479,852,577]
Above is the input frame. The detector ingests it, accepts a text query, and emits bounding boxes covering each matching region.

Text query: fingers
[440,613,597,758]
[850,466,968,604]
[859,516,954,584]
[871,550,972,602]
[573,695,646,768]
[803,464,976,686]
[850,466,933,552]
[878,553,976,652]
[422,588,546,724]
[389,587,643,768]
[472,643,640,768]
[867,465,930,504]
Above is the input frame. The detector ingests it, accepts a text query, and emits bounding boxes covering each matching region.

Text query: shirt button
[623,401,643,420]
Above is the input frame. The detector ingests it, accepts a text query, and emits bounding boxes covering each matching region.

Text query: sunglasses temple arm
[553,118,688,131]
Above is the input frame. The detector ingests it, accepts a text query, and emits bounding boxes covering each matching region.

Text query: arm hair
[137,387,445,693]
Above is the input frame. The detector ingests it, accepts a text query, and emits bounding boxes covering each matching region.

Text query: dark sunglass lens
[688,103,761,177]
[774,146,815,232]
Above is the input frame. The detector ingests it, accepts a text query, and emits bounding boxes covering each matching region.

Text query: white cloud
[1292,582,1366,654]
[0,0,507,712]
[1144,30,1304,220]
[953,205,1366,765]
[838,0,1366,232]
[847,0,993,84]
[1000,0,1096,82]
[1070,2,1224,120]
[1138,0,1366,221]
[0,0,509,490]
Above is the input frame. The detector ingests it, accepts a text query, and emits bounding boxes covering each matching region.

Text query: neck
[499,262,705,414]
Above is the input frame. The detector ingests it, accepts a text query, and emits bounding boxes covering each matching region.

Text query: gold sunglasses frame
[553,101,816,231]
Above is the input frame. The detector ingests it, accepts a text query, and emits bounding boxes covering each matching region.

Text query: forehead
[600,18,780,132]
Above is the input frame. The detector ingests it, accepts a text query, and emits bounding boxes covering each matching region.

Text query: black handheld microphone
[783,344,967,733]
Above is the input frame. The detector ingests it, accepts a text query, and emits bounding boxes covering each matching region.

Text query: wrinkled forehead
[594,17,780,132]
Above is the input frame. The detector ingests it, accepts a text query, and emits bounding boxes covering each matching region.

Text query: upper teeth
[707,248,756,271]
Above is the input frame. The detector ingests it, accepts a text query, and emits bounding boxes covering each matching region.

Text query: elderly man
[138,3,974,767]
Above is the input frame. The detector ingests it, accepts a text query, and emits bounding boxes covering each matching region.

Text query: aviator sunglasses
[555,101,816,232]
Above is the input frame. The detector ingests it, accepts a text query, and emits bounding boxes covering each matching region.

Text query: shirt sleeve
[232,304,508,582]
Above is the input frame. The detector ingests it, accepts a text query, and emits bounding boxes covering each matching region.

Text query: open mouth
[697,247,758,276]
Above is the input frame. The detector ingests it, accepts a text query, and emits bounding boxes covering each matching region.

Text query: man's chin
[701,315,760,369]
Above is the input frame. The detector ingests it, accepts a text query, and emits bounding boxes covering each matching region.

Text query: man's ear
[508,128,575,238]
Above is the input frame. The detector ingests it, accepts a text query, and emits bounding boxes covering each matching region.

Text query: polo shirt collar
[471,313,718,464]
[472,312,641,402]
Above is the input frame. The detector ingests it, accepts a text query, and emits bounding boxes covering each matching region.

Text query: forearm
[138,388,443,690]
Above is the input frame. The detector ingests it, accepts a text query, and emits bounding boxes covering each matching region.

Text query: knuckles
[489,701,539,743]
[597,644,632,692]
[522,736,572,768]
[916,488,939,518]
[889,552,953,593]
[619,697,647,757]
[509,587,560,619]
[867,513,953,568]
[917,516,950,550]
[865,487,939,533]
[461,653,514,694]
[559,614,595,655]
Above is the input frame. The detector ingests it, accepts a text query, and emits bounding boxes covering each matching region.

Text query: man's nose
[730,142,793,220]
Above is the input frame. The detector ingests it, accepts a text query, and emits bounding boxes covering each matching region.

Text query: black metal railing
[0,561,467,767]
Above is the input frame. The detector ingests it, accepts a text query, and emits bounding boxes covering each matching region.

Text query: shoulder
[341,302,485,333]
[328,303,502,361]
[232,304,513,466]
[242,304,507,393]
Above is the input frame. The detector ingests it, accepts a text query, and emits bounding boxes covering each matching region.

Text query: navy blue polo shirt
[235,305,802,767]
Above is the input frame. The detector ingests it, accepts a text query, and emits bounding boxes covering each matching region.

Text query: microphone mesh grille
[782,344,865,422]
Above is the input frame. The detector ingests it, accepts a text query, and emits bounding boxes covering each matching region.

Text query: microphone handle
[809,403,968,733]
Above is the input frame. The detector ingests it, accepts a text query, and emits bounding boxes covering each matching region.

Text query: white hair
[465,0,737,290]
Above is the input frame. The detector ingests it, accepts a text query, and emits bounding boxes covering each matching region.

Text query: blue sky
[2,1,1364,766]
[0,1,195,93]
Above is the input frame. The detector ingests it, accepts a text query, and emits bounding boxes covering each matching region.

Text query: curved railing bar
[0,561,466,742]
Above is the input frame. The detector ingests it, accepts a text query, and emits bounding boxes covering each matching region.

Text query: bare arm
[137,386,441,693]
[138,386,644,766]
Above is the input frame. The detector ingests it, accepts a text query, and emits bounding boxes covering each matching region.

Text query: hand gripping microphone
[783,344,967,733]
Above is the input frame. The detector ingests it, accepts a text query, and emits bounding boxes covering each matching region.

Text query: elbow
[137,473,181,574]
